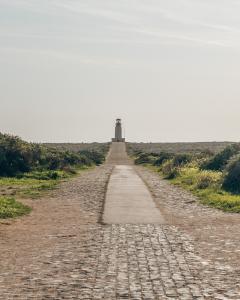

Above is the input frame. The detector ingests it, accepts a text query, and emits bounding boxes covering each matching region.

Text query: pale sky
[1,0,240,142]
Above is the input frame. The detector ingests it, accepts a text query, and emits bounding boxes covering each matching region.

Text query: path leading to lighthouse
[0,142,240,299]
[103,142,164,224]
[103,165,164,224]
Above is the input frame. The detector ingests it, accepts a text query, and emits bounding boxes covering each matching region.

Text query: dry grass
[127,142,233,154]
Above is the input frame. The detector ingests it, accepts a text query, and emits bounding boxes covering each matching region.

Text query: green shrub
[160,153,193,176]
[196,149,214,158]
[222,160,240,194]
[135,153,156,165]
[172,153,192,167]
[201,144,240,171]
[0,134,34,176]
[196,170,222,189]
[154,152,173,166]
[161,160,179,179]
[78,150,105,165]
[0,133,106,177]
[149,152,161,157]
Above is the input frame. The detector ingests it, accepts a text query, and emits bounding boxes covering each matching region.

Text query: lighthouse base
[112,138,125,142]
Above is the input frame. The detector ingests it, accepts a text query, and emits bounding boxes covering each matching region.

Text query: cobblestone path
[0,143,240,299]
[81,225,240,300]
[1,222,239,299]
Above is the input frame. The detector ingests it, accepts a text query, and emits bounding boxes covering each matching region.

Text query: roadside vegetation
[128,143,240,213]
[0,133,109,218]
[127,141,233,155]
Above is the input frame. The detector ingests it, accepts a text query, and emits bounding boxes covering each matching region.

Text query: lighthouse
[112,119,125,142]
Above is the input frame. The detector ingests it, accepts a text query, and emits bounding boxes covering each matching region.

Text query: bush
[201,144,240,171]
[160,154,193,180]
[172,154,192,167]
[135,153,156,165]
[161,160,179,179]
[0,133,106,177]
[154,152,173,166]
[196,149,214,158]
[196,171,222,189]
[78,150,105,165]
[0,134,34,176]
[222,160,240,194]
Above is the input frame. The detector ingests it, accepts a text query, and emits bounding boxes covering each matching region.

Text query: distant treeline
[0,133,109,177]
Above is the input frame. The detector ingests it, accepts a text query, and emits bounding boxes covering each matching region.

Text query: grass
[147,165,240,213]
[19,180,59,198]
[44,142,110,153]
[0,176,60,198]
[0,166,92,218]
[0,168,89,197]
[127,142,234,155]
[194,189,240,213]
[0,197,31,219]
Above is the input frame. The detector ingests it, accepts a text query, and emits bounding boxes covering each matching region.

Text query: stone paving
[1,222,239,299]
[89,225,240,300]
[0,143,240,299]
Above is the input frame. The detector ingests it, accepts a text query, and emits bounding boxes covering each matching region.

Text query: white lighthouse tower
[112,119,125,142]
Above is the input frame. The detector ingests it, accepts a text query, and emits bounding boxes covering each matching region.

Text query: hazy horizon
[1,0,240,143]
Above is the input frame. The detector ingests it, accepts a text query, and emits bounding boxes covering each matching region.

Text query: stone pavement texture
[0,143,240,299]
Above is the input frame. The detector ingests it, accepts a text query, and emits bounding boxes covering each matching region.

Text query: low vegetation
[128,142,240,213]
[0,133,109,218]
[200,144,240,171]
[0,196,31,219]
[127,142,233,155]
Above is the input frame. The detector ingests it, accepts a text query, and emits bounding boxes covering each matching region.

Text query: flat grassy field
[127,142,233,154]
[44,142,110,153]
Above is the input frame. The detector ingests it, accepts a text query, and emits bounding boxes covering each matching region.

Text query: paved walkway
[106,142,132,165]
[103,165,164,224]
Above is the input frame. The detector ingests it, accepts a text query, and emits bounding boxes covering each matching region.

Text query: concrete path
[103,143,164,224]
[103,165,164,224]
[106,141,132,165]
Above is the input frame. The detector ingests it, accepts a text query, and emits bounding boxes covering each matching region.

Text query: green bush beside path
[129,143,240,213]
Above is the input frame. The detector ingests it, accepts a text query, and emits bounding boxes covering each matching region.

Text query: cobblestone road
[0,148,240,299]
[86,225,240,300]
[1,222,239,299]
